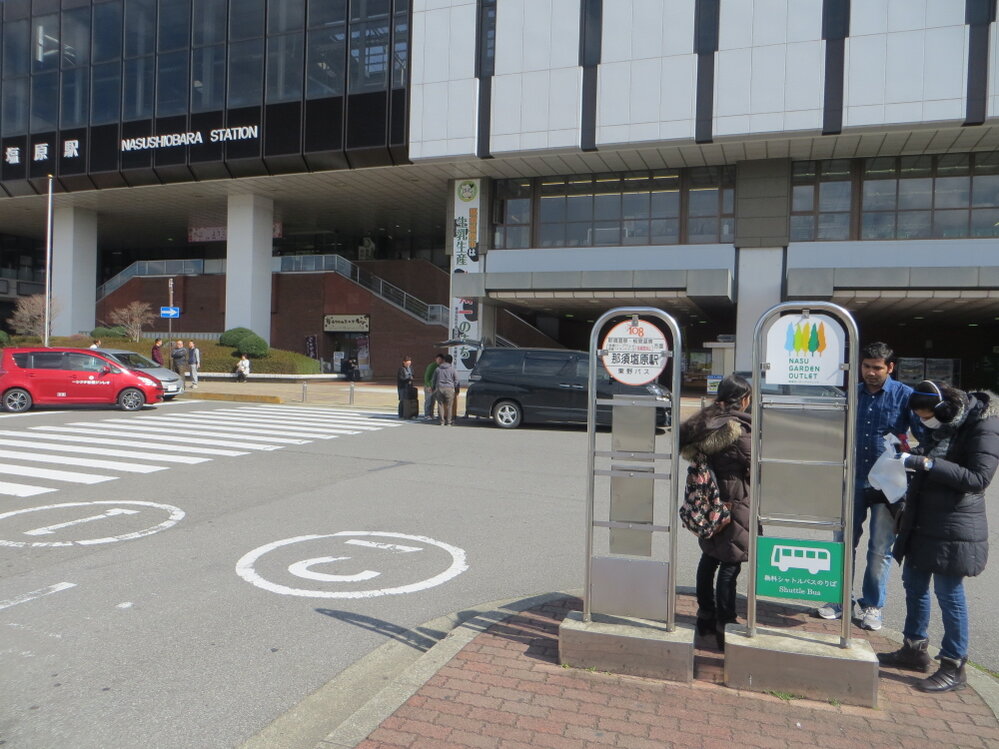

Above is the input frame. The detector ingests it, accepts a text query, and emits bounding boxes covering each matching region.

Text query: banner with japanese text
[450,179,481,380]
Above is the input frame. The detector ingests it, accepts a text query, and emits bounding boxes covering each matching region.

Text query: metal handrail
[96,254,448,325]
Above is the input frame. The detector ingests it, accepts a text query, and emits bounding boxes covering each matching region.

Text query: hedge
[219,327,256,346]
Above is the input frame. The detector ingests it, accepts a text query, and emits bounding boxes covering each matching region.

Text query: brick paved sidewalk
[355,593,999,749]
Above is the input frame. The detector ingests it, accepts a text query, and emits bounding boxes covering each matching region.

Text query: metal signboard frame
[583,307,682,629]
[747,302,858,647]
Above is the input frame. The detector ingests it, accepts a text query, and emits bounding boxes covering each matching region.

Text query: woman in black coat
[679,374,752,649]
[878,380,999,692]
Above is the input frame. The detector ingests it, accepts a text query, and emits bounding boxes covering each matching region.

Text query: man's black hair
[861,341,895,365]
[444,354,454,363]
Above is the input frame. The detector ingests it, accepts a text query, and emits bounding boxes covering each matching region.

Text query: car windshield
[108,352,157,369]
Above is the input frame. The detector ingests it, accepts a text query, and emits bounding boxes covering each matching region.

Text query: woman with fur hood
[679,373,752,649]
[878,380,999,693]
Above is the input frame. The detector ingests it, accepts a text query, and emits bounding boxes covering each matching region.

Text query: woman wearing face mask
[877,380,999,692]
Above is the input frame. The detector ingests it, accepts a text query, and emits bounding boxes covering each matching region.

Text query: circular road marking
[0,500,185,548]
[235,531,468,599]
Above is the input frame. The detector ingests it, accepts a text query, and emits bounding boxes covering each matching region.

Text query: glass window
[61,7,91,68]
[61,67,88,127]
[124,0,155,58]
[306,24,346,98]
[191,43,225,112]
[817,211,850,240]
[30,71,58,130]
[158,0,191,52]
[650,218,679,244]
[861,211,895,240]
[65,353,103,372]
[818,180,851,212]
[791,184,813,212]
[538,222,564,248]
[933,209,969,238]
[91,61,121,124]
[268,0,305,34]
[3,20,29,78]
[897,211,931,239]
[31,352,65,369]
[971,209,999,237]
[934,176,970,209]
[308,0,347,27]
[502,226,529,249]
[266,32,304,102]
[622,191,650,220]
[92,1,122,63]
[122,55,153,119]
[972,173,999,208]
[392,11,407,89]
[1,77,29,134]
[898,178,932,210]
[228,38,263,107]
[348,16,389,94]
[31,14,60,72]
[230,0,264,40]
[523,352,572,377]
[789,214,815,241]
[193,0,227,46]
[157,50,188,115]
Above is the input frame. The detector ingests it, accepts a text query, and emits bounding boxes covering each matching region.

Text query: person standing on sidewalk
[432,354,459,425]
[187,340,201,390]
[423,353,443,421]
[151,338,164,366]
[878,380,999,692]
[396,355,414,419]
[679,374,752,650]
[170,340,187,378]
[816,341,920,631]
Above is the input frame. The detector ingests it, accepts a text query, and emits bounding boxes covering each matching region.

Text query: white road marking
[235,531,468,599]
[25,427,249,456]
[51,424,283,451]
[86,420,306,446]
[0,436,210,464]
[137,414,347,438]
[345,539,422,552]
[0,582,76,611]
[0,462,113,484]
[0,501,185,548]
[0,481,55,498]
[0,448,166,474]
[174,412,363,434]
[287,557,380,582]
[234,407,402,428]
[24,508,140,535]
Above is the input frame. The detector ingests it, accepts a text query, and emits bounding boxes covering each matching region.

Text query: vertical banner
[450,179,481,380]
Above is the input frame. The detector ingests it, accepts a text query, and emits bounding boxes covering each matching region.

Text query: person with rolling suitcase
[397,356,417,419]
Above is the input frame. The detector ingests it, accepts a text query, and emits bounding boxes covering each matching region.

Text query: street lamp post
[43,175,53,347]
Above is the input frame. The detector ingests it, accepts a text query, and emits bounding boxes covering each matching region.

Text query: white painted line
[248,406,398,418]
[0,448,166,474]
[53,424,282,451]
[345,539,422,552]
[0,462,113,484]
[0,481,56,498]
[287,556,380,582]
[235,531,468,599]
[234,407,402,427]
[24,508,140,535]
[0,437,210,464]
[146,413,349,438]
[0,501,185,548]
[24,427,248,456]
[93,419,307,446]
[176,412,363,434]
[0,582,76,611]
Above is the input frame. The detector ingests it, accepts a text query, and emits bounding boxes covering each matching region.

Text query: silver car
[96,348,184,399]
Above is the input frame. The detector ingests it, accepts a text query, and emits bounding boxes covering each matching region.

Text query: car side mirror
[99,366,111,375]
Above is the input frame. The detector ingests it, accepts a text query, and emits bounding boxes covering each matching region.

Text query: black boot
[715,620,727,651]
[877,638,932,672]
[695,610,716,637]
[916,656,967,693]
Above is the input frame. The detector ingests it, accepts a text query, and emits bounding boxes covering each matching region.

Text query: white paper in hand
[867,434,908,503]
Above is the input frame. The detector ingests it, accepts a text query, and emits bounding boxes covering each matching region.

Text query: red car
[0,347,164,413]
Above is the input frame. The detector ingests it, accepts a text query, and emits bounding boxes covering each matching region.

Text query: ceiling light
[913,316,924,320]
[969,323,979,327]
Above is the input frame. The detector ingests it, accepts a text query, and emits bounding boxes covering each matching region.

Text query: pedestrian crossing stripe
[0,406,399,501]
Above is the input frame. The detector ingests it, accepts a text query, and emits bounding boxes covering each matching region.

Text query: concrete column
[735,247,784,370]
[225,194,273,342]
[51,206,97,336]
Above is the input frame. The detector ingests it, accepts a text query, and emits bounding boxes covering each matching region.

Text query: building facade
[0,0,998,385]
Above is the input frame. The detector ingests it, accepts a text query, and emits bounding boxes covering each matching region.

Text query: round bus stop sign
[600,319,669,386]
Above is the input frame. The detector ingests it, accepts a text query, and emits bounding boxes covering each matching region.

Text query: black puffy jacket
[679,407,752,564]
[893,391,999,577]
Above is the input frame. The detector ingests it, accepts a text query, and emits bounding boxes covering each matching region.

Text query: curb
[270,589,999,749]
[178,392,282,404]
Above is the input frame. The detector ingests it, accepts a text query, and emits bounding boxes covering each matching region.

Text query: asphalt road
[0,400,996,748]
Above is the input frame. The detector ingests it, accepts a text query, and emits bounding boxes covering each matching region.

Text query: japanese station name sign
[600,319,669,386]
[324,314,370,333]
[764,312,845,387]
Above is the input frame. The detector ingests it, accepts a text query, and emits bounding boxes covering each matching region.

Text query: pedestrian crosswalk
[0,405,402,500]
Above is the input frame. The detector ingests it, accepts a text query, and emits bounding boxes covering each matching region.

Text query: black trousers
[696,553,742,624]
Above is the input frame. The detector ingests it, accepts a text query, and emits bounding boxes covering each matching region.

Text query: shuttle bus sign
[755,537,843,602]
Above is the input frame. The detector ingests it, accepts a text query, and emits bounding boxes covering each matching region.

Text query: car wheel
[492,400,522,429]
[118,388,145,411]
[2,388,32,413]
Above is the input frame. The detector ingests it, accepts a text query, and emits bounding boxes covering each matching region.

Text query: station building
[1,0,999,387]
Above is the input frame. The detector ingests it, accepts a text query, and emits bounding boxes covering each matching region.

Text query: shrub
[90,325,128,339]
[0,330,11,347]
[236,333,269,357]
[219,327,255,346]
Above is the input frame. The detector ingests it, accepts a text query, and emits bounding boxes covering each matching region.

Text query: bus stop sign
[755,537,843,602]
[599,319,668,386]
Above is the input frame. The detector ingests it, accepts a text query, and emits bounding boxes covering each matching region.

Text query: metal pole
[43,175,53,347]
[301,381,308,403]
[348,381,355,405]
[168,278,174,336]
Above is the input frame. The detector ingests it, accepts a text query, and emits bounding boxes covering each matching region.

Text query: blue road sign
[160,307,181,318]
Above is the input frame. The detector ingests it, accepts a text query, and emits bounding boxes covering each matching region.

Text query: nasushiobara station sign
[120,126,259,152]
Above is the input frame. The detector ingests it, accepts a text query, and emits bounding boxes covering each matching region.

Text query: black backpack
[679,452,731,539]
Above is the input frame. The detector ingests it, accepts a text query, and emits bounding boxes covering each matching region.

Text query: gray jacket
[433,362,459,390]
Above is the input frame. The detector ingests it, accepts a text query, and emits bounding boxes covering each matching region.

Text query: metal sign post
[559,307,689,682]
[724,302,878,709]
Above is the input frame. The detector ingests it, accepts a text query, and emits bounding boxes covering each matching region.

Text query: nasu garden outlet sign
[764,313,845,387]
